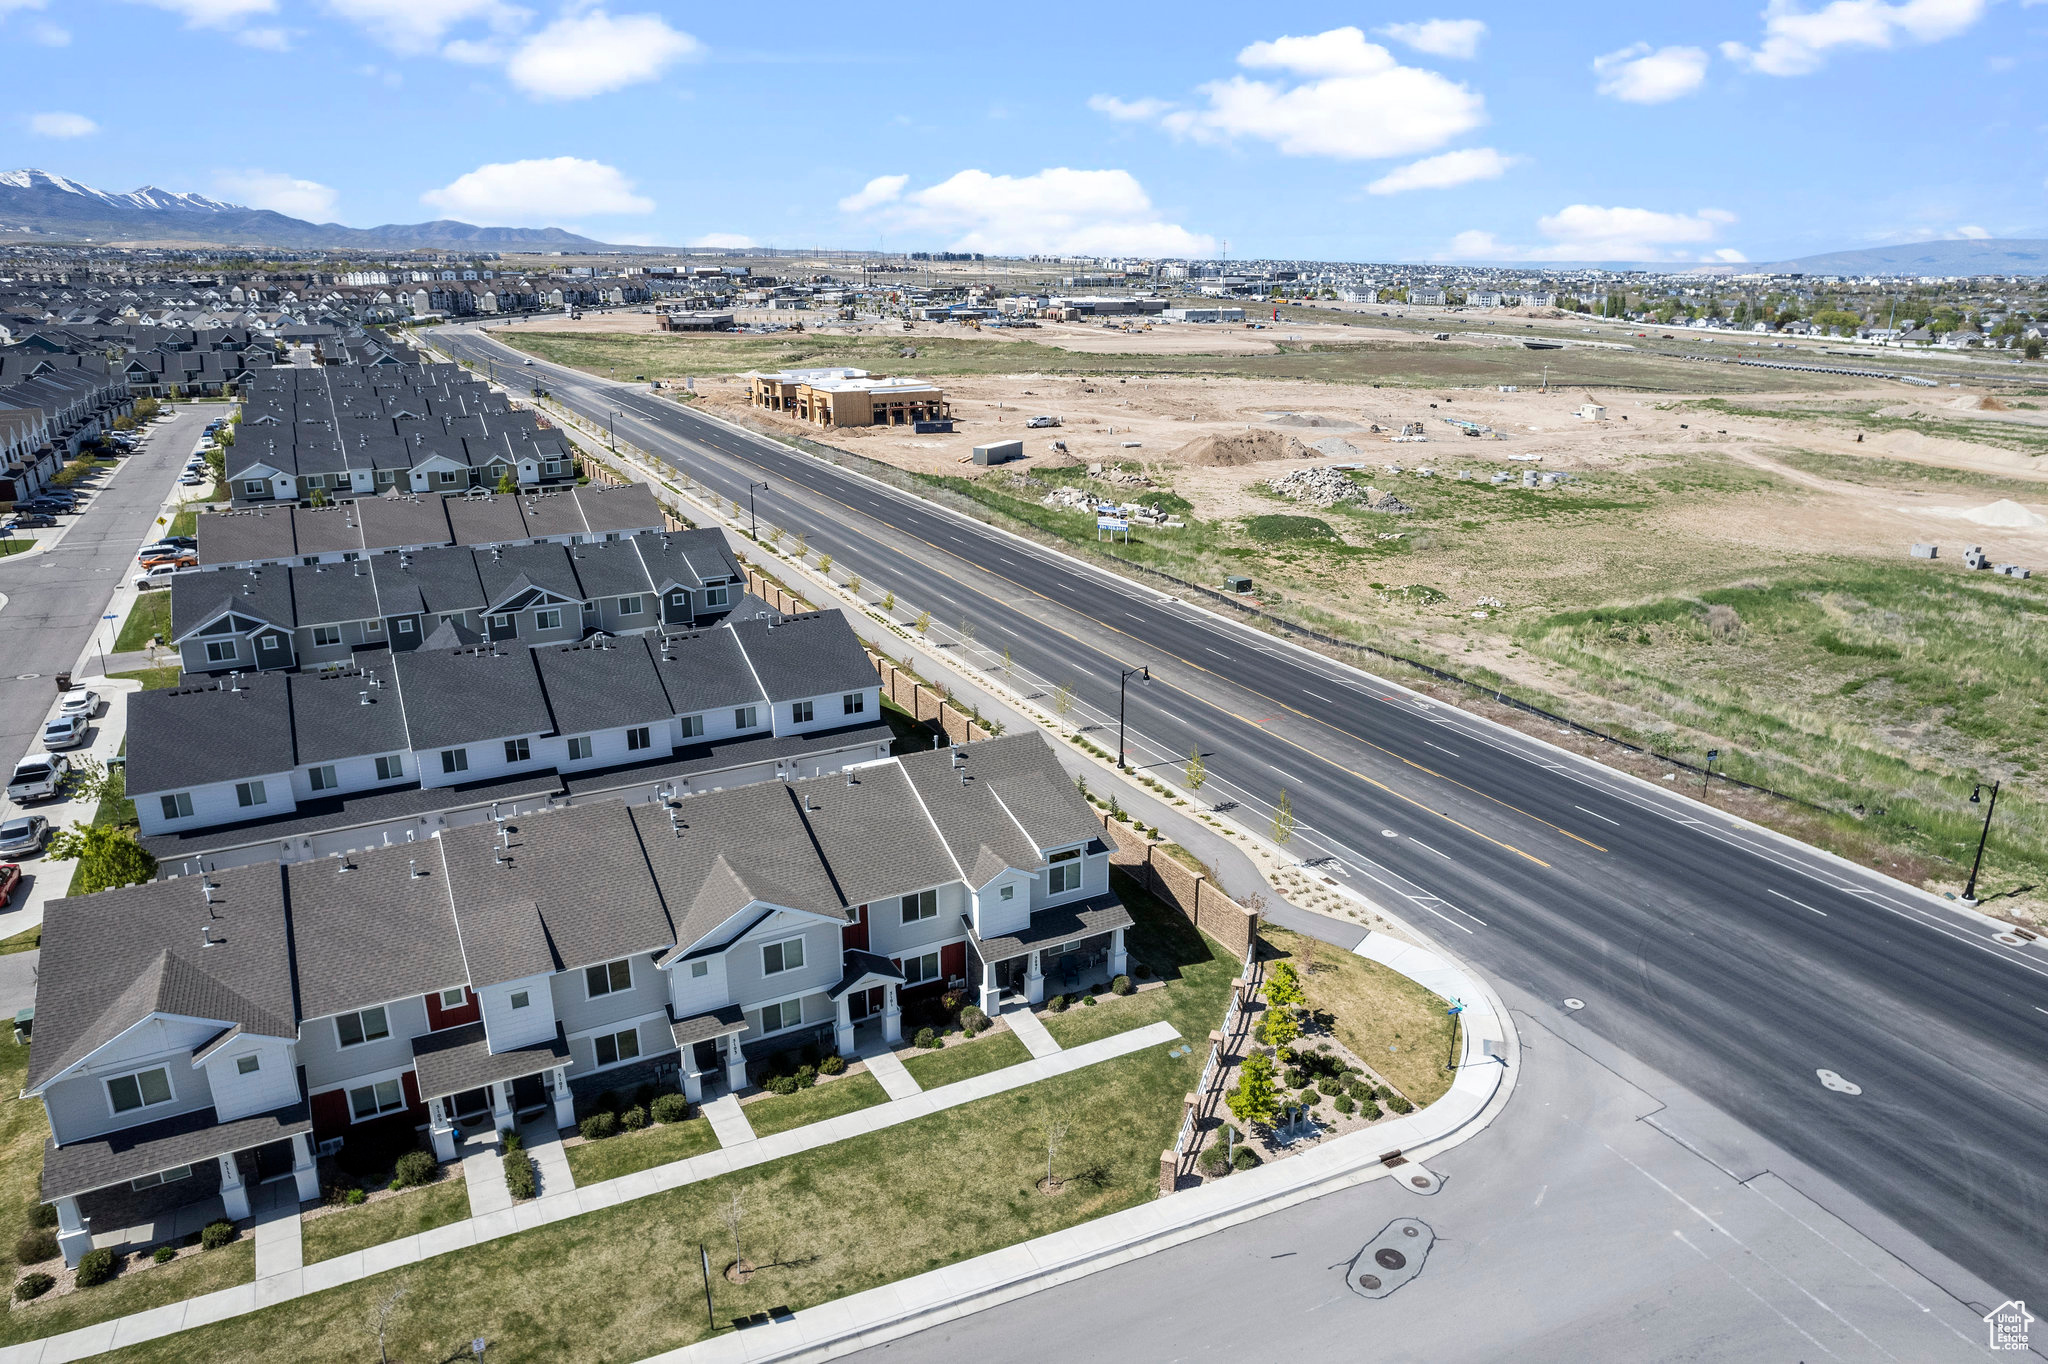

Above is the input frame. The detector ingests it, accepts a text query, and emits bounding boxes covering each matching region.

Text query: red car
[0,864,19,909]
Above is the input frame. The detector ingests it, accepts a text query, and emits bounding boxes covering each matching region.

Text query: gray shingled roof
[392,644,552,749]
[650,626,762,716]
[670,1003,747,1047]
[42,1101,312,1202]
[443,493,529,549]
[286,666,408,765]
[368,545,485,618]
[634,784,851,956]
[288,841,466,1021]
[532,637,672,735]
[170,565,294,639]
[903,733,1101,863]
[351,494,454,553]
[791,761,961,908]
[475,541,580,608]
[730,611,879,702]
[633,528,741,592]
[126,675,295,795]
[194,508,294,567]
[410,1021,568,1098]
[290,559,380,625]
[561,537,653,602]
[290,505,369,557]
[963,892,1132,961]
[566,483,663,536]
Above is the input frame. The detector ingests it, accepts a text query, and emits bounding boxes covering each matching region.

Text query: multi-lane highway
[434,322,2047,1309]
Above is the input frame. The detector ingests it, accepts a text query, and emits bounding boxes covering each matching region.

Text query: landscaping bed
[5,1240,253,1346]
[1262,926,1459,1106]
[302,1175,468,1265]
[901,1030,1031,1089]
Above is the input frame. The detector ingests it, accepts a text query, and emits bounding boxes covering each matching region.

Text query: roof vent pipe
[409,858,424,879]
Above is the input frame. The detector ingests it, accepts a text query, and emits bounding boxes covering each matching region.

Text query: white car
[134,563,182,589]
[41,715,88,750]
[178,475,204,486]
[57,689,99,721]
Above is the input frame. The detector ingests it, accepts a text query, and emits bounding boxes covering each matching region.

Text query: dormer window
[1048,848,1083,895]
[106,1066,173,1114]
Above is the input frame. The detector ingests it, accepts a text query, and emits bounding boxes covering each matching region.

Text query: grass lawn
[0,924,40,955]
[0,537,31,559]
[880,695,938,753]
[109,665,181,691]
[564,1116,719,1185]
[301,1181,469,1265]
[741,1073,888,1138]
[0,1037,48,1286]
[901,1031,1031,1089]
[1041,871,1238,1050]
[114,592,171,653]
[3,1243,255,1347]
[1262,925,1459,1106]
[91,742,133,827]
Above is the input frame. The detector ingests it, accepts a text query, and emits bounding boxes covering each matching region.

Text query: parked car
[178,474,205,486]
[0,818,48,859]
[134,564,182,589]
[57,688,99,720]
[0,863,20,908]
[5,513,54,529]
[40,715,88,750]
[158,535,196,549]
[5,754,67,802]
[138,551,196,570]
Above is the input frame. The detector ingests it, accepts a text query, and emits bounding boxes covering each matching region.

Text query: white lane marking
[1573,805,1621,826]
[1303,690,1333,703]
[1268,764,1307,782]
[1410,838,1452,861]
[1424,741,1461,758]
[1768,889,1827,917]
[1206,647,1229,658]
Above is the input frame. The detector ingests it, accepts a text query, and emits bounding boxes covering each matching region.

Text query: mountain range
[1754,238,2048,276]
[0,169,614,252]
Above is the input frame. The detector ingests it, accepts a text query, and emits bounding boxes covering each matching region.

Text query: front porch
[411,1022,573,1160]
[964,894,1135,1016]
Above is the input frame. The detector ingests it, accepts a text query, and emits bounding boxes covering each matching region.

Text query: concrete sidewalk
[861,1050,921,1102]
[1003,1007,1061,1060]
[702,1094,756,1147]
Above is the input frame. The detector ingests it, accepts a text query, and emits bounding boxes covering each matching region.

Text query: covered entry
[411,1022,573,1160]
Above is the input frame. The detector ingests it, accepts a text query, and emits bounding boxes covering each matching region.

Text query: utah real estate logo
[1984,1300,2032,1352]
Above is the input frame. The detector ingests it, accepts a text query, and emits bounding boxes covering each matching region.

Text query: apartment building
[28,734,1120,1265]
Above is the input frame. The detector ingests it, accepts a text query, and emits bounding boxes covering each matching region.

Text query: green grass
[114,593,171,653]
[0,925,39,955]
[901,1031,1032,1089]
[166,506,199,539]
[301,1180,469,1265]
[0,1037,46,1284]
[564,1116,719,1185]
[0,537,31,558]
[1041,871,1238,1049]
[109,665,182,691]
[1766,446,2048,499]
[741,1073,889,1138]
[1261,926,1459,1106]
[91,742,133,827]
[1243,514,1339,544]
[880,695,939,753]
[1687,397,2048,456]
[3,1243,255,1347]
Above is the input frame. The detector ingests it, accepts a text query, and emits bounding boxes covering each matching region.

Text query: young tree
[724,1188,746,1271]
[1001,645,1014,688]
[1184,745,1206,793]
[1053,681,1074,719]
[1041,1107,1072,1189]
[793,530,808,558]
[1257,1006,1299,1049]
[2028,338,2043,362]
[495,467,516,494]
[913,609,932,636]
[1264,961,1306,1014]
[847,572,862,595]
[957,617,976,648]
[309,484,330,508]
[881,589,896,614]
[48,824,157,894]
[1227,1052,1280,1130]
[1272,788,1295,845]
[367,1274,411,1364]
[816,553,832,576]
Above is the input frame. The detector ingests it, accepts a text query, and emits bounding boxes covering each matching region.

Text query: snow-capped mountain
[0,169,613,250]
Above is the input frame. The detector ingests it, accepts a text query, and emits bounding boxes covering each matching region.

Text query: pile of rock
[1041,485,1098,510]
[1268,466,1360,508]
[1361,485,1413,514]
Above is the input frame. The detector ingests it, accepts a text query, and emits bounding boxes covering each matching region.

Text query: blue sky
[5,0,2046,262]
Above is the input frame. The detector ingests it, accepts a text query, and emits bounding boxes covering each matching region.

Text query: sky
[4,0,2047,264]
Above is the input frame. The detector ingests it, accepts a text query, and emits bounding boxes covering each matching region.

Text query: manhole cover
[1348,1218,1433,1300]
[1358,1274,1381,1290]
[1410,1175,1432,1189]
[1374,1249,1407,1270]
[1816,1069,1861,1095]
[1994,933,2026,947]
[1402,1226,1419,1237]
[15,673,39,681]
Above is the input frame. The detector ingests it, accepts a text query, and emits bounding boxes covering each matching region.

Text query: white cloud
[1366,146,1514,194]
[504,9,701,100]
[321,0,526,55]
[28,20,68,43]
[1088,94,1174,121]
[0,0,47,12]
[1126,26,1482,160]
[28,112,97,138]
[237,25,292,48]
[1445,204,1741,261]
[215,170,338,219]
[837,174,908,213]
[1593,43,1710,102]
[1375,18,1486,59]
[847,167,1213,257]
[1712,248,1750,261]
[689,233,755,249]
[124,0,278,26]
[1954,224,1991,239]
[421,157,654,226]
[1722,0,1985,76]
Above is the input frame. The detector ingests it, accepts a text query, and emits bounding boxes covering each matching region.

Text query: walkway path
[459,1137,511,1217]
[861,1049,921,1101]
[249,1183,302,1280]
[1004,1005,1062,1060]
[701,1093,755,1147]
[0,1020,1182,1364]
[520,1117,575,1199]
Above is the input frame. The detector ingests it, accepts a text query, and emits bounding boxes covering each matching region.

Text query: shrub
[765,1075,799,1095]
[912,1026,937,1049]
[631,1084,658,1111]
[499,1129,523,1154]
[1300,1087,1322,1108]
[75,1248,117,1286]
[1348,1081,1372,1103]
[1284,1067,1305,1089]
[200,1220,238,1251]
[504,1152,537,1201]
[344,1188,367,1207]
[15,1229,57,1265]
[621,1105,649,1130]
[29,1203,57,1230]
[1111,975,1133,996]
[392,1149,438,1188]
[1276,1045,1298,1066]
[1197,1144,1231,1177]
[1047,995,1068,1013]
[1388,1095,1414,1115]
[15,1272,54,1301]
[1359,1099,1383,1121]
[153,1245,177,1264]
[940,989,968,1014]
[1083,994,1096,1006]
[1231,1145,1262,1171]
[793,1066,817,1090]
[651,1093,689,1123]
[818,1055,846,1076]
[1333,1093,1355,1116]
[579,1111,619,1141]
[960,1005,988,1035]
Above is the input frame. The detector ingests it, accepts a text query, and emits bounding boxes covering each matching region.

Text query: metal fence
[1173,940,1264,1162]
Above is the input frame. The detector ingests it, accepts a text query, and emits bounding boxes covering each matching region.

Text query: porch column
[290,1132,320,1203]
[722,1034,748,1092]
[1025,950,1046,1006]
[217,1153,250,1221]
[978,956,1000,1018]
[833,994,856,1057]
[550,1067,576,1130]
[881,983,903,1046]
[1109,927,1128,978]
[53,1196,91,1269]
[428,1097,458,1161]
[490,1081,514,1136]
[681,1061,703,1104]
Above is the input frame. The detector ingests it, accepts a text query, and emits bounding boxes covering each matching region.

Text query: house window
[585,958,633,998]
[312,624,343,647]
[488,613,513,633]
[618,595,644,615]
[438,988,466,1009]
[348,1078,405,1119]
[762,937,805,975]
[1048,848,1083,895]
[205,640,237,663]
[690,961,709,979]
[902,951,940,986]
[791,700,814,724]
[375,754,403,780]
[759,998,802,1033]
[236,1055,261,1075]
[534,608,562,631]
[842,692,865,715]
[566,736,593,761]
[592,1027,641,1068]
[243,479,267,496]
[999,885,1015,901]
[669,591,688,607]
[235,779,267,808]
[129,1165,192,1191]
[106,1066,174,1114]
[900,889,937,924]
[704,584,730,607]
[395,618,416,637]
[504,737,531,763]
[335,1006,390,1048]
[734,705,758,730]
[260,633,284,650]
[159,792,194,820]
[440,748,468,774]
[679,714,704,739]
[627,726,651,751]
[510,990,530,1009]
[309,765,338,792]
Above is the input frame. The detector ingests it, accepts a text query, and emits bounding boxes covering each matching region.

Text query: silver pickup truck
[6,753,70,803]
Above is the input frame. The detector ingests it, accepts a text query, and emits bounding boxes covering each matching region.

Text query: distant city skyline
[5,1,2043,263]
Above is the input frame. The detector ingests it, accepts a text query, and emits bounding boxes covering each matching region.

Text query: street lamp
[1963,781,2000,903]
[607,410,619,454]
[1117,665,1149,769]
[746,480,768,539]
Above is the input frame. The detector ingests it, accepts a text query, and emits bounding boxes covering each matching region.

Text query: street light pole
[1117,665,1149,769]
[746,481,768,539]
[1963,781,2000,903]
[607,410,618,454]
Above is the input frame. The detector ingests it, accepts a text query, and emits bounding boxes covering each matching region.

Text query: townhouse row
[29,734,1125,1265]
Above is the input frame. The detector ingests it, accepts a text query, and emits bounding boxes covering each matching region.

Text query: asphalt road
[436,325,2048,1310]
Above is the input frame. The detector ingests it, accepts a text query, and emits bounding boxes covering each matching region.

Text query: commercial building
[744,368,949,429]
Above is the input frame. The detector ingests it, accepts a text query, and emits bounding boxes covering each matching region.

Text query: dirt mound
[1311,437,1363,459]
[1263,411,1361,429]
[1172,429,1315,466]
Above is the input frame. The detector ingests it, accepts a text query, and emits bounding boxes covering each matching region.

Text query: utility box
[1578,403,1606,421]
[1910,543,1938,559]
[972,439,1023,465]
[1223,575,1253,593]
